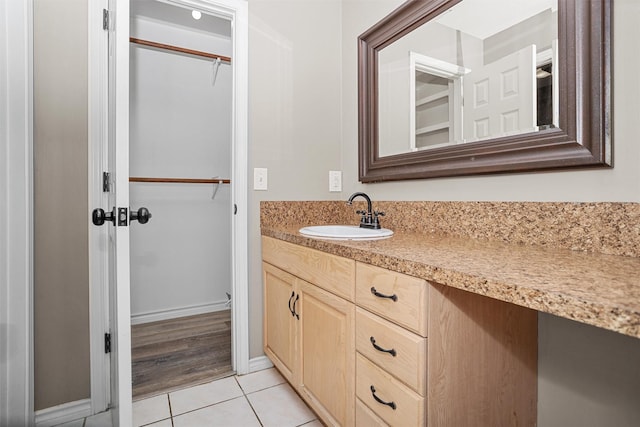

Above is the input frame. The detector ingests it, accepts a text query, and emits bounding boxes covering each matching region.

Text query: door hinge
[104,332,111,353]
[103,9,110,31]
[102,172,111,192]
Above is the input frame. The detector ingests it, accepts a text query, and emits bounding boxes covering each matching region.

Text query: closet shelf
[130,177,231,184]
[416,89,449,107]
[416,122,450,135]
[130,37,231,63]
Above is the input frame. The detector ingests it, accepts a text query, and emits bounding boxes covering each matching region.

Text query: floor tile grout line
[235,375,287,397]
[134,370,296,426]
[235,376,265,427]
[244,381,288,396]
[235,376,318,427]
[244,395,265,427]
[167,393,247,419]
[233,375,264,426]
[134,393,172,427]
[167,393,174,427]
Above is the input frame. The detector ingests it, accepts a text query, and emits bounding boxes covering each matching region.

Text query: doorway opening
[128,0,235,399]
[87,0,247,419]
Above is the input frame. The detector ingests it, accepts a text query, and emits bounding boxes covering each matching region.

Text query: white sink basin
[299,225,393,240]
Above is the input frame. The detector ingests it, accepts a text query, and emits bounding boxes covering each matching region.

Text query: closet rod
[130,177,231,184]
[129,37,231,63]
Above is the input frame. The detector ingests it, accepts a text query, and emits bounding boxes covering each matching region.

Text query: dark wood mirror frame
[358,0,611,182]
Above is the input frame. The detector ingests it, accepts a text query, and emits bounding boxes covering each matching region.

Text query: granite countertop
[261,224,640,340]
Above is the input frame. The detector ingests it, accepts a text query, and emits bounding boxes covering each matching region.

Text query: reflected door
[463,44,538,142]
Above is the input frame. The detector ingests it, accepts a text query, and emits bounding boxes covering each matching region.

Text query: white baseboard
[35,399,91,427]
[131,300,230,325]
[249,355,274,373]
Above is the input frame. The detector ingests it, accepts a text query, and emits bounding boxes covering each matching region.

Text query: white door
[463,44,538,142]
[105,0,133,424]
[91,2,248,422]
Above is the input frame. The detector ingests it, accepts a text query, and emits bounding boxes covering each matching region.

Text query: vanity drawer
[356,398,388,427]
[262,236,355,301]
[356,308,427,396]
[356,353,425,427]
[356,262,428,336]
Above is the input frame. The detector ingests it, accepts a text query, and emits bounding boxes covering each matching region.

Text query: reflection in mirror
[358,0,611,182]
[378,0,558,157]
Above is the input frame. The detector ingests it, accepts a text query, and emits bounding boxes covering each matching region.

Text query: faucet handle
[356,210,369,216]
[371,211,385,230]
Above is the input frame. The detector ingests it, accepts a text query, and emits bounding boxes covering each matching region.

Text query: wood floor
[131,310,233,399]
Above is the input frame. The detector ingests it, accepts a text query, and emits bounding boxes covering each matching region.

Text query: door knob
[92,208,115,226]
[130,207,152,224]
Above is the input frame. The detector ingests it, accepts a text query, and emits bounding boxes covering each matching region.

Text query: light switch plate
[329,170,342,192]
[254,168,268,190]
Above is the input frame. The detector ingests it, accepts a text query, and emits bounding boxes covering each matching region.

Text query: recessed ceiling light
[192,10,202,20]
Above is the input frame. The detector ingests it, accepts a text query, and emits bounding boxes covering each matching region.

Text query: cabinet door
[263,262,298,383]
[298,280,355,426]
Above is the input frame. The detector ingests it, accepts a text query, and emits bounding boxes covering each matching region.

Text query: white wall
[33,0,91,410]
[129,15,233,320]
[340,0,640,425]
[248,0,344,357]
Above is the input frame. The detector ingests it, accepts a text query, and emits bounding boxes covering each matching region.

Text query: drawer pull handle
[370,385,396,410]
[370,337,397,357]
[371,287,398,302]
[292,293,300,320]
[288,291,295,316]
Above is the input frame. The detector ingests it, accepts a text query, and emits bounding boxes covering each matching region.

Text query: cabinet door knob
[371,287,398,302]
[292,294,300,319]
[288,291,295,316]
[370,385,396,410]
[370,336,397,357]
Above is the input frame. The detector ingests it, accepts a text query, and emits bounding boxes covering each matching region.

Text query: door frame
[0,0,34,425]
[87,0,250,413]
[88,0,111,413]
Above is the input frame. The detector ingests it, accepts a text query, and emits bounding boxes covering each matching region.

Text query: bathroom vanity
[260,200,640,426]
[262,236,537,426]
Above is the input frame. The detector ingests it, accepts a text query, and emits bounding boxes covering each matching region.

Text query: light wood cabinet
[355,307,427,396]
[262,237,355,426]
[355,262,429,337]
[263,262,298,384]
[263,236,537,427]
[262,235,355,301]
[298,280,355,426]
[355,263,428,425]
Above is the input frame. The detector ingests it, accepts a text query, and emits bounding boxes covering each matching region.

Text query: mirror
[358,0,611,181]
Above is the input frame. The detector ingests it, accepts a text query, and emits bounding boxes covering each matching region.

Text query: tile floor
[58,368,321,427]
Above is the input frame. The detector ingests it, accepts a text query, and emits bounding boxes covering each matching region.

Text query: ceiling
[434,0,557,40]
[130,0,231,37]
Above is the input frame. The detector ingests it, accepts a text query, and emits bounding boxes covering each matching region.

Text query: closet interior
[128,0,234,399]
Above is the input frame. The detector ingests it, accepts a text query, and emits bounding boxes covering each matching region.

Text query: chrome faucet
[346,192,385,229]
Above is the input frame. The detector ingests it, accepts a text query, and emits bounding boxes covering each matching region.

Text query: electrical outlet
[329,170,342,192]
[254,168,268,190]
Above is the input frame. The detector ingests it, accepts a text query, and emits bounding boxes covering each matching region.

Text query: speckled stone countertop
[260,201,640,339]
